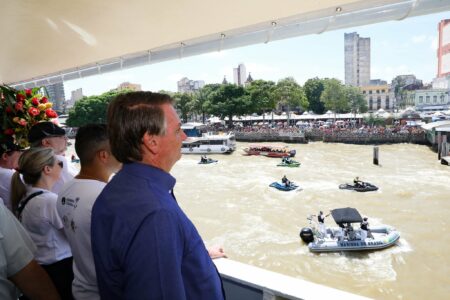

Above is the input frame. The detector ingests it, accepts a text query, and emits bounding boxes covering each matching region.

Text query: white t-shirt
[0,168,15,211]
[57,179,106,300]
[52,155,78,195]
[0,203,36,300]
[19,187,72,265]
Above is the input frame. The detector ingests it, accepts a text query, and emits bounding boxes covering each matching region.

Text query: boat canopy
[4,1,448,88]
[331,207,363,225]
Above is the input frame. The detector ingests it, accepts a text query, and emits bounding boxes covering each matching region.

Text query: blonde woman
[11,147,73,300]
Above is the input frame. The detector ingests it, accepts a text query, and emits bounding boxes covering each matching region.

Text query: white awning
[2,0,449,88]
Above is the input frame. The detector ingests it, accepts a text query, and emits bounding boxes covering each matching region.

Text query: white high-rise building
[233,63,246,86]
[345,32,370,87]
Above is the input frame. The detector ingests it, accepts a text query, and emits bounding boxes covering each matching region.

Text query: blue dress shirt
[91,163,224,299]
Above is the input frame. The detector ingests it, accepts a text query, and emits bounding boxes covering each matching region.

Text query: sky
[64,12,448,97]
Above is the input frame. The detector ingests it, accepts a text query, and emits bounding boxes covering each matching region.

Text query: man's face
[158,104,187,171]
[44,135,68,155]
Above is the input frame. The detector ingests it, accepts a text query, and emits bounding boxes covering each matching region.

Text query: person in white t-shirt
[28,121,77,194]
[57,124,121,300]
[10,147,73,300]
[0,136,24,210]
[0,203,60,300]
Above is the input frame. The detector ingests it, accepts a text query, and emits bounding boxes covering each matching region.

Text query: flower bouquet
[0,85,58,148]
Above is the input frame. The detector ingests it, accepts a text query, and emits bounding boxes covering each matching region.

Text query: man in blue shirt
[91,92,225,299]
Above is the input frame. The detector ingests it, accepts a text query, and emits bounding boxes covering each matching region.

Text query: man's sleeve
[122,209,186,300]
[0,204,36,277]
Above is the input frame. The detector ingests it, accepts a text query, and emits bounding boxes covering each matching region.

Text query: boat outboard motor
[299,227,314,243]
[289,149,296,157]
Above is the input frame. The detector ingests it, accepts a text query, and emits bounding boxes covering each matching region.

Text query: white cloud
[372,65,411,82]
[411,35,427,44]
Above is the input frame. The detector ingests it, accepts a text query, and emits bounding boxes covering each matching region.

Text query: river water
[170,142,450,300]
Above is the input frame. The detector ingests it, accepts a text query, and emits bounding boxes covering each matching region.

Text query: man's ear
[97,150,108,163]
[142,132,159,154]
[41,138,51,147]
[1,152,8,162]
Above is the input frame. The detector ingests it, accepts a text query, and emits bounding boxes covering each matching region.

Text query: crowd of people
[0,92,227,300]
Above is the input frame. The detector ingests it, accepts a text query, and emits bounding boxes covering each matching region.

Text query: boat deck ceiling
[3,0,449,87]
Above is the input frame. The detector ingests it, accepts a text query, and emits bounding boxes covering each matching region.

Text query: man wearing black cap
[28,121,77,193]
[0,137,24,211]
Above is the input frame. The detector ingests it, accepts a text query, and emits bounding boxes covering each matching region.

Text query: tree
[245,80,276,118]
[320,79,348,116]
[273,77,308,125]
[304,78,326,114]
[345,85,368,115]
[192,84,221,124]
[66,89,131,127]
[207,84,250,128]
[173,92,193,123]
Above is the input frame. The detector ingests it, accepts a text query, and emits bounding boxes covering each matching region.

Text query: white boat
[299,207,400,253]
[181,123,236,154]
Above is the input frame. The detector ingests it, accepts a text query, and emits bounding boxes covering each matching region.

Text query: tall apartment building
[65,88,84,109]
[233,63,247,86]
[437,19,450,78]
[44,82,65,111]
[177,77,205,93]
[344,32,370,87]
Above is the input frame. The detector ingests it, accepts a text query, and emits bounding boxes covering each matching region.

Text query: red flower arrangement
[0,85,58,148]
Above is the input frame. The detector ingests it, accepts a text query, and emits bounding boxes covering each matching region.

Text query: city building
[65,88,84,109]
[177,77,205,93]
[437,19,450,78]
[44,82,65,112]
[244,73,254,86]
[360,84,394,111]
[233,63,247,86]
[432,76,450,89]
[222,76,228,84]
[117,81,142,91]
[413,89,450,111]
[344,32,370,87]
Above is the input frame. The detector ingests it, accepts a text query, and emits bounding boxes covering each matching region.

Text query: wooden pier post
[441,135,448,160]
[373,146,379,165]
[437,132,442,160]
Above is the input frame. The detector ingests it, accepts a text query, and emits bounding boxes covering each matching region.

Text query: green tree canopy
[273,77,308,112]
[345,86,368,115]
[207,84,250,127]
[245,79,276,115]
[320,78,348,114]
[66,89,132,127]
[173,92,193,123]
[304,77,326,114]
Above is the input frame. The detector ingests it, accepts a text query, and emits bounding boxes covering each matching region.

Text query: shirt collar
[121,162,176,191]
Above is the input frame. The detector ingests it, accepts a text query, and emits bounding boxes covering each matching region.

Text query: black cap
[28,122,66,143]
[0,136,24,154]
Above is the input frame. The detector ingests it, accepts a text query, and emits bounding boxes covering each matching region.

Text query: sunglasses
[57,161,64,168]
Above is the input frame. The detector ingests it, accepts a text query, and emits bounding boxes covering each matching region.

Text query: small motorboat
[198,158,218,164]
[339,182,378,192]
[299,207,400,253]
[277,159,300,167]
[269,181,300,191]
[243,144,296,158]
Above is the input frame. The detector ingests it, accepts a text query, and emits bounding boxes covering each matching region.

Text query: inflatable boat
[299,207,400,253]
[277,159,301,167]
